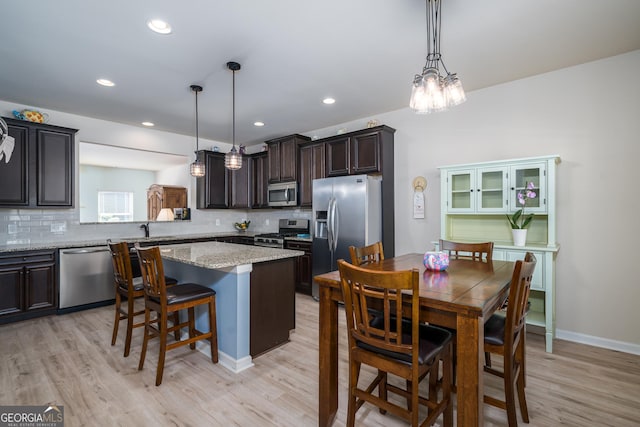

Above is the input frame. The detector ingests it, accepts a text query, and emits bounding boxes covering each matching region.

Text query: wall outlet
[215,219,220,226]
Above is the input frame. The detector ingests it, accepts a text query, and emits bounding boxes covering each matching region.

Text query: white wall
[308,50,640,351]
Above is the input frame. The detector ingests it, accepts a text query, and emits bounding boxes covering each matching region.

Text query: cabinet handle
[477,189,481,192]
[470,189,474,192]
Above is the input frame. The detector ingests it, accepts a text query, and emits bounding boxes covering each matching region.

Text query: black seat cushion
[359,317,451,365]
[149,283,215,305]
[484,313,506,346]
[124,276,178,292]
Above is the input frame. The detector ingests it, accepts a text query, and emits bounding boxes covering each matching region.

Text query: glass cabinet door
[509,163,547,213]
[447,169,475,212]
[476,167,508,212]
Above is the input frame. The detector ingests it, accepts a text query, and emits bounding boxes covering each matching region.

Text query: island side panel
[163,259,254,373]
[250,258,296,357]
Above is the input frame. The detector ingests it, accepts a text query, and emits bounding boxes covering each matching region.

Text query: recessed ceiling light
[254,121,265,127]
[147,19,172,34]
[141,122,154,127]
[323,97,336,105]
[96,79,115,87]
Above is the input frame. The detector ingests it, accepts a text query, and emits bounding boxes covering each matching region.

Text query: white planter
[512,229,528,247]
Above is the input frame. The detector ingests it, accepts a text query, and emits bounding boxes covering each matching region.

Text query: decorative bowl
[423,251,449,271]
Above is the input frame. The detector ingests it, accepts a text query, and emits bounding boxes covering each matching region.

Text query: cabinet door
[196,151,229,209]
[299,143,325,207]
[229,157,250,208]
[36,129,74,207]
[350,131,380,174]
[509,163,547,214]
[476,167,508,212]
[493,250,545,291]
[325,137,350,177]
[251,153,268,208]
[0,266,23,316]
[24,262,57,311]
[267,142,281,183]
[164,187,187,209]
[447,169,475,212]
[0,123,29,206]
[279,138,298,182]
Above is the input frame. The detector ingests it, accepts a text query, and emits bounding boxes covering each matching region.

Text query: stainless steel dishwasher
[59,246,114,311]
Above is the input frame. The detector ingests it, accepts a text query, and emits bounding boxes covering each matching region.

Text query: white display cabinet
[438,155,560,352]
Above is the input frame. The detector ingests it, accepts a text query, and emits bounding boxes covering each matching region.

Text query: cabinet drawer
[0,250,56,266]
[285,241,311,252]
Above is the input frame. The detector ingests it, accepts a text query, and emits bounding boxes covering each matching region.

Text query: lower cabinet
[0,250,57,324]
[250,258,296,357]
[285,240,312,295]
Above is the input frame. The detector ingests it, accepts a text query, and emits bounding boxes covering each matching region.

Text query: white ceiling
[2,0,639,147]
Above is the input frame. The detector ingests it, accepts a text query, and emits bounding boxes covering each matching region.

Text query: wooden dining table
[314,253,515,427]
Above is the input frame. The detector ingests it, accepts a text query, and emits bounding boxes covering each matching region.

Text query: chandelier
[409,0,466,114]
[225,61,243,170]
[189,84,206,177]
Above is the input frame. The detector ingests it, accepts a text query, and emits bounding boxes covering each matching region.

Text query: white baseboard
[556,329,640,356]
[194,339,254,373]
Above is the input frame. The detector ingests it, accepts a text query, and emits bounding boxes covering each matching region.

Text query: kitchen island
[157,241,303,373]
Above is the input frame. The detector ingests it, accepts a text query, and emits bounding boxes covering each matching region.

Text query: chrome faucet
[140,222,150,238]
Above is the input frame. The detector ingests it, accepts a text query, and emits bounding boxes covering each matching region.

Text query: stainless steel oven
[267,182,297,207]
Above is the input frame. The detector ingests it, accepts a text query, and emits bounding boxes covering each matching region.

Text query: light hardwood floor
[1,294,639,426]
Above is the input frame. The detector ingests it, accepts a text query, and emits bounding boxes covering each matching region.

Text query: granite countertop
[158,241,303,269]
[0,232,259,253]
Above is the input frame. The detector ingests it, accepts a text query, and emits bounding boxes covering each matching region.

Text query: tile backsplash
[0,208,312,246]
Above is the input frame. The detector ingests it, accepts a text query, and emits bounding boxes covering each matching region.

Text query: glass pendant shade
[225,146,242,170]
[409,0,466,114]
[190,84,206,177]
[225,61,243,170]
[190,160,206,177]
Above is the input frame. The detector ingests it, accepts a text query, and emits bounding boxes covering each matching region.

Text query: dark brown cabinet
[229,159,251,209]
[196,151,229,209]
[285,240,312,295]
[250,152,269,208]
[0,250,57,324]
[0,118,76,208]
[196,150,250,209]
[298,142,326,207]
[266,134,310,183]
[325,128,386,177]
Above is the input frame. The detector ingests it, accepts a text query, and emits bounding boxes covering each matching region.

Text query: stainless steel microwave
[267,182,298,207]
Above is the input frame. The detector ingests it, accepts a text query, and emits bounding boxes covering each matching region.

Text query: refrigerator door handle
[326,198,334,252]
[332,197,339,252]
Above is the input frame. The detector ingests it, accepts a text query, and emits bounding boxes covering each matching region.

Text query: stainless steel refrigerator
[312,174,382,299]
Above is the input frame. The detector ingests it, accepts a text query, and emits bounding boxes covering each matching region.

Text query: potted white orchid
[507,181,537,246]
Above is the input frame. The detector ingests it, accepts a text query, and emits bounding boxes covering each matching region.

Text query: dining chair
[348,241,384,266]
[136,245,218,386]
[337,259,453,427]
[483,253,537,426]
[439,239,494,262]
[107,240,178,357]
[485,252,535,383]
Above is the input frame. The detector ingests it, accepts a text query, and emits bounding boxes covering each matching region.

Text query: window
[98,191,134,222]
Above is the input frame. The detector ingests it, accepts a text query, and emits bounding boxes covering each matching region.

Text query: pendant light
[189,84,206,177]
[225,61,243,170]
[409,0,466,114]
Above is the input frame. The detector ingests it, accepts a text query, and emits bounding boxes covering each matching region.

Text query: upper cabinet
[298,141,326,207]
[250,152,269,208]
[196,150,251,209]
[445,162,548,214]
[0,118,76,208]
[266,134,311,183]
[325,126,393,177]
